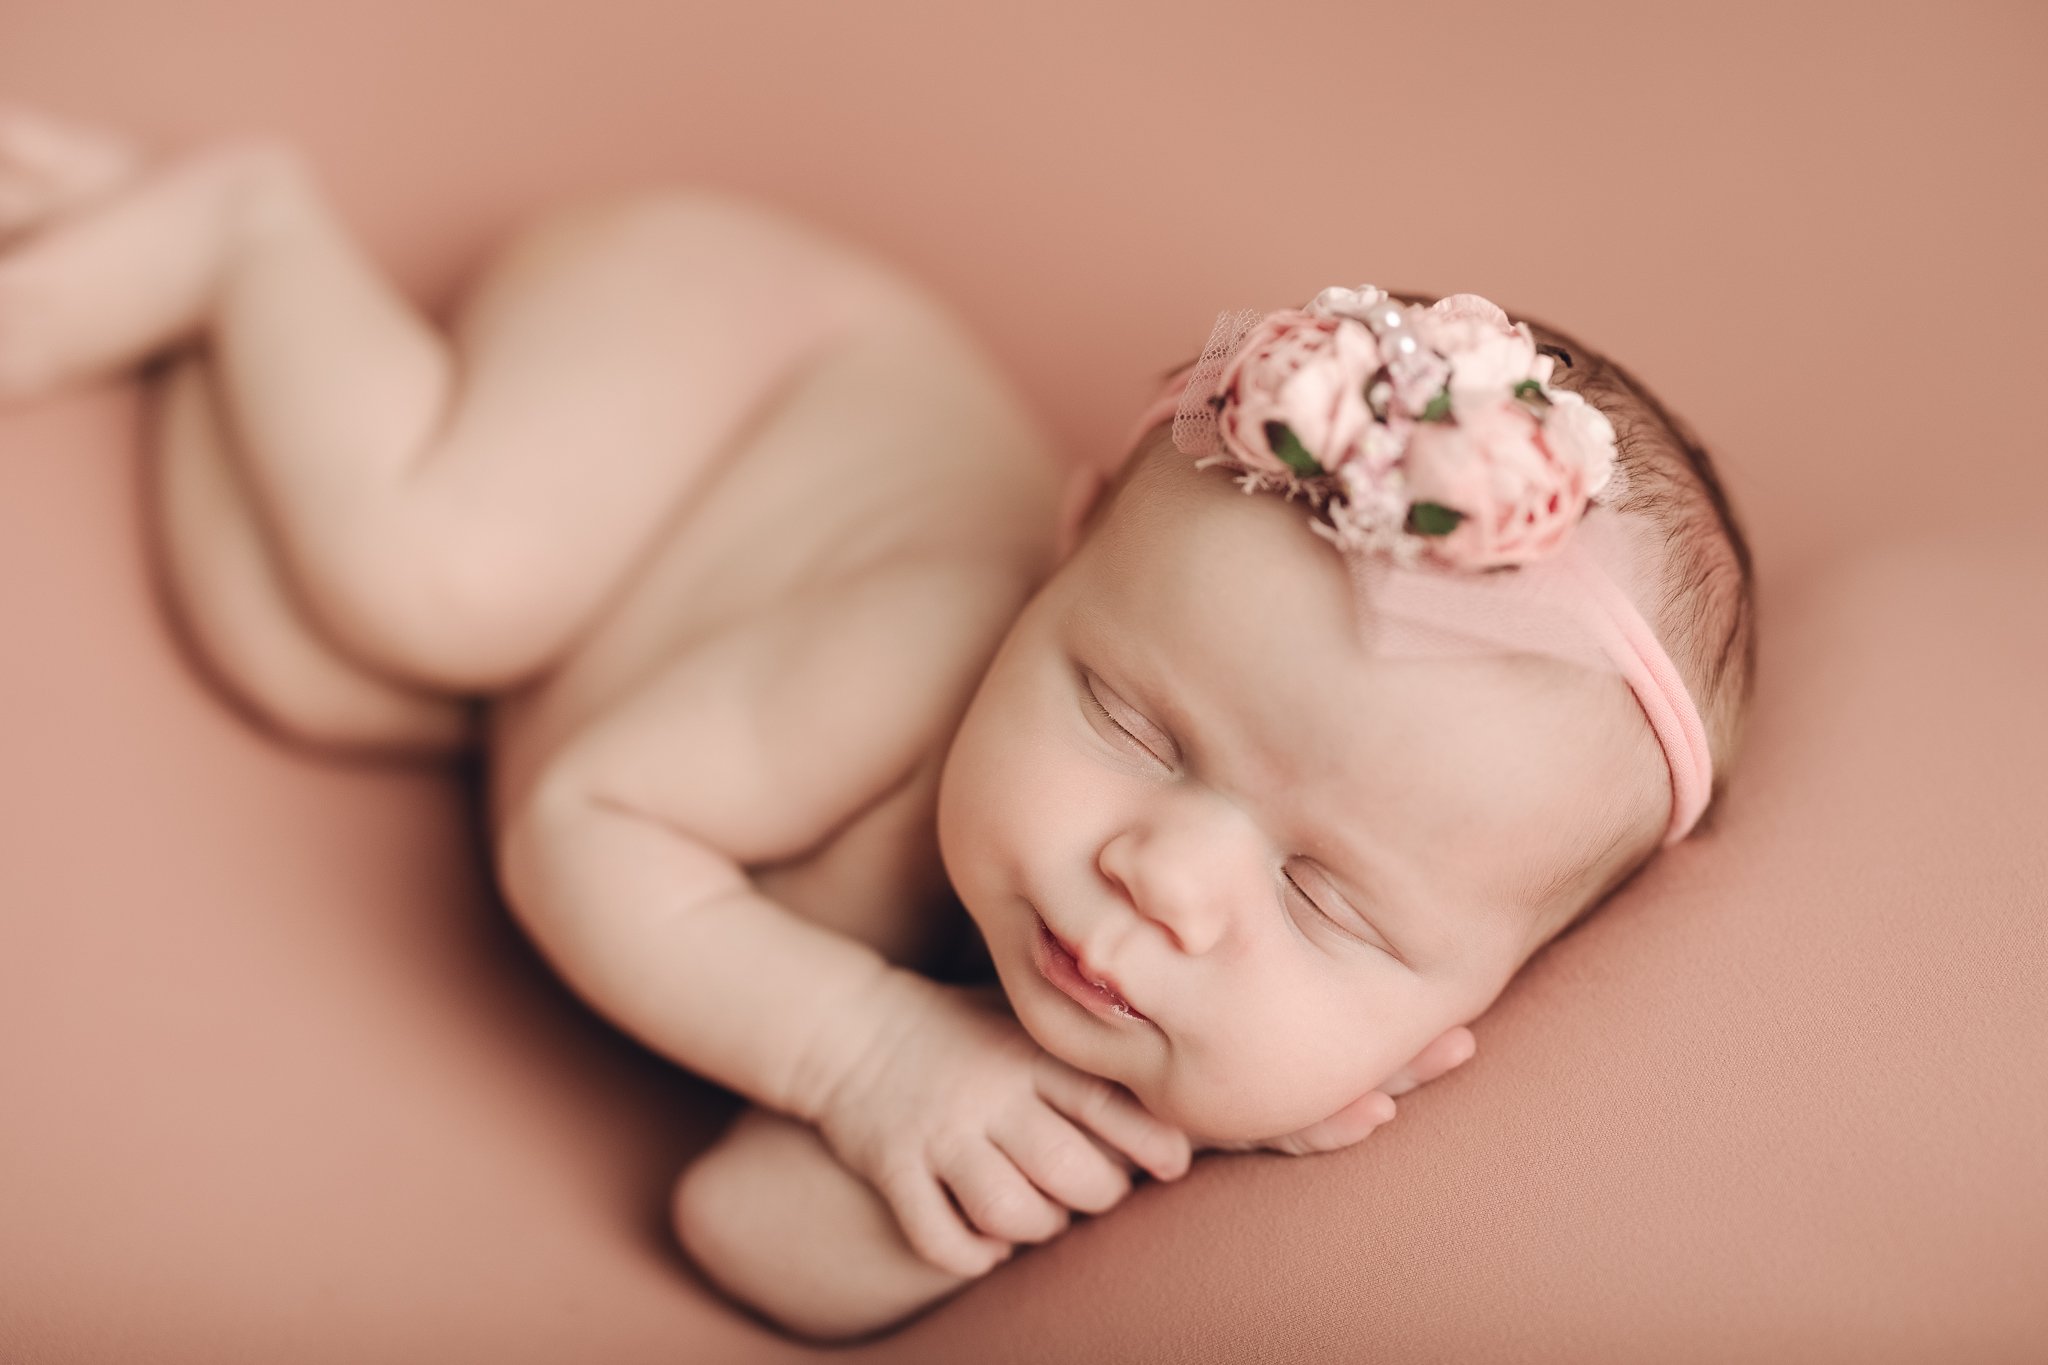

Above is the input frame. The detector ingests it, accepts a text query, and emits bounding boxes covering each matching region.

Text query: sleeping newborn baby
[0,108,1755,1341]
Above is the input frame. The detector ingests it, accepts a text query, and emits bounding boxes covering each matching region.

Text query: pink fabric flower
[1400,400,1593,570]
[1421,295,1542,422]
[1539,387,1619,502]
[1357,408,1413,477]
[1378,315,1452,417]
[1304,283,1389,325]
[1186,284,1621,571]
[1326,457,1415,560]
[1213,310,1381,481]
[1425,292,1513,333]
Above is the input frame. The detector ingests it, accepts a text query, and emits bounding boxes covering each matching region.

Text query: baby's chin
[1145,1059,1403,1143]
[991,975,1175,1116]
[992,987,1329,1140]
[1150,1089,1302,1143]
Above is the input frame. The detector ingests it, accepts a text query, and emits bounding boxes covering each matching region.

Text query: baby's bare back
[483,253,1062,975]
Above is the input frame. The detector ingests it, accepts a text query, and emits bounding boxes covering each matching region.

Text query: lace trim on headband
[1171,308,1262,460]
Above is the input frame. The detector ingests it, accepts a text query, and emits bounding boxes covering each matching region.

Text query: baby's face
[936,446,1665,1142]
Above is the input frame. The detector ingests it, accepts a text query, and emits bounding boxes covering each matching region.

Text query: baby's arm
[494,559,1187,1291]
[493,562,995,1123]
[675,1023,1476,1343]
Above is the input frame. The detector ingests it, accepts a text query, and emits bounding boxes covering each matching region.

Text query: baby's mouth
[1034,913,1148,1022]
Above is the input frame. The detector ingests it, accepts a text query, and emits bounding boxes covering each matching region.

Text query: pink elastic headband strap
[1547,538,1713,845]
[1069,371,1713,846]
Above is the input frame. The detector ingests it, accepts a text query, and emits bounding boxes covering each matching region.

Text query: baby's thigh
[674,1105,977,1340]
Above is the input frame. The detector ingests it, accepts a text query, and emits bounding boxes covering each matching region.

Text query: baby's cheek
[936,719,1011,871]
[1147,1048,1307,1143]
[1168,1015,1407,1142]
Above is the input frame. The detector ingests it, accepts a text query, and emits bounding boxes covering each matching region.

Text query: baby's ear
[1379,1025,1477,1098]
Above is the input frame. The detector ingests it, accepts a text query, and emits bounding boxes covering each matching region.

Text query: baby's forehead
[1080,460,1353,708]
[1087,449,1351,645]
[1084,466,1619,801]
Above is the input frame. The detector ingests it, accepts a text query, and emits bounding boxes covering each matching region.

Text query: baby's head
[936,289,1755,1142]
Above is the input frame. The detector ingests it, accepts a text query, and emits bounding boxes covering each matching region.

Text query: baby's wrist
[785,960,941,1127]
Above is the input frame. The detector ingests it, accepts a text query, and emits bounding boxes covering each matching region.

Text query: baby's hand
[810,974,1192,1278]
[1190,1026,1477,1157]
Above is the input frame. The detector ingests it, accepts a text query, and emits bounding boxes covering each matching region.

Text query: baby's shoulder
[498,544,1040,874]
[802,544,1042,705]
[762,543,1034,773]
[697,547,1037,858]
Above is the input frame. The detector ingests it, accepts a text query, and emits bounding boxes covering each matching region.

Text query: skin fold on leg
[0,110,478,757]
[148,345,480,758]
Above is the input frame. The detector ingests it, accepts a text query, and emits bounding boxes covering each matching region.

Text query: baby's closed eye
[1077,668,1174,765]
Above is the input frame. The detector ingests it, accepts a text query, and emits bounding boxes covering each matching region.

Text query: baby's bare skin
[0,110,1142,1337]
[0,109,1474,1340]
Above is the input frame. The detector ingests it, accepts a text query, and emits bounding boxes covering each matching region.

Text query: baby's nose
[1099,803,1257,954]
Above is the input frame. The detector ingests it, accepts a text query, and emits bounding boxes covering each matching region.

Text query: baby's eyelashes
[1082,671,1176,765]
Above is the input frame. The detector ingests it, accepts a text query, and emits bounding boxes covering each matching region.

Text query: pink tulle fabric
[1058,326,1713,847]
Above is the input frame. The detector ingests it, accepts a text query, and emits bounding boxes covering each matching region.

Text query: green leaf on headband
[1421,389,1452,421]
[1263,422,1325,476]
[1407,502,1465,536]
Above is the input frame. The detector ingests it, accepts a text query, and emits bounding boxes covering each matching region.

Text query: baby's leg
[0,111,890,696]
[153,349,479,756]
[1,108,465,754]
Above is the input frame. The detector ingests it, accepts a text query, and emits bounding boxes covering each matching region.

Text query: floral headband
[1056,285,1713,846]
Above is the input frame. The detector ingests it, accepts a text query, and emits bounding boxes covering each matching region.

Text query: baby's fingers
[991,1105,1134,1216]
[1380,1026,1476,1098]
[941,1140,1072,1245]
[1036,1064,1192,1183]
[872,1159,1015,1280]
[1264,1091,1397,1156]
